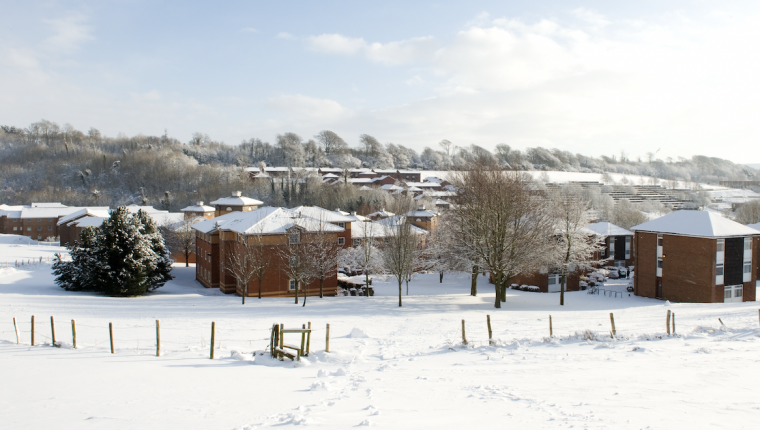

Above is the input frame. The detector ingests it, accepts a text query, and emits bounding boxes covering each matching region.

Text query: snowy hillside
[1,241,759,429]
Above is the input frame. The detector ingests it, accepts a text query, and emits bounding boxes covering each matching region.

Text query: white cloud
[276,32,296,40]
[306,33,436,65]
[42,14,93,52]
[267,94,351,121]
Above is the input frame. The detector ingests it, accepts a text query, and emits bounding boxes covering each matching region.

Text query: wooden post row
[279,324,284,349]
[71,319,77,349]
[609,312,616,337]
[666,310,671,335]
[109,322,114,354]
[326,323,331,353]
[156,320,161,357]
[51,316,57,347]
[13,317,20,344]
[31,315,35,346]
[486,315,493,345]
[461,319,467,345]
[210,321,216,359]
[671,312,676,335]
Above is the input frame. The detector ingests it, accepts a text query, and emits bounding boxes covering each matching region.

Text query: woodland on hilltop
[1,120,757,213]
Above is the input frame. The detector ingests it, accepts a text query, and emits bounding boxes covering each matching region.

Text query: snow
[586,222,634,237]
[631,210,760,237]
[209,195,264,206]
[747,222,760,232]
[1,241,760,429]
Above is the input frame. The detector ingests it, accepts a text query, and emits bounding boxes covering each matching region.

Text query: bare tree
[279,227,315,305]
[339,221,383,296]
[247,229,271,300]
[425,212,471,283]
[380,197,423,307]
[448,167,555,308]
[548,185,605,306]
[304,217,342,298]
[735,200,760,224]
[225,240,263,305]
[315,130,349,155]
[160,217,201,267]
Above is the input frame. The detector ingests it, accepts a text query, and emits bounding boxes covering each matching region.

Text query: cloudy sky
[2,1,759,162]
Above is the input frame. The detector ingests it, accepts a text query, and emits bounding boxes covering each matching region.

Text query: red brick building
[193,206,347,297]
[586,222,634,268]
[632,211,757,303]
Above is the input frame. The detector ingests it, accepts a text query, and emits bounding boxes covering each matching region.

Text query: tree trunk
[439,272,443,283]
[185,250,190,267]
[560,273,566,306]
[242,284,246,305]
[494,271,502,308]
[365,272,370,297]
[302,281,307,307]
[258,277,262,299]
[471,265,478,296]
[398,279,403,307]
[319,276,324,298]
[295,281,299,304]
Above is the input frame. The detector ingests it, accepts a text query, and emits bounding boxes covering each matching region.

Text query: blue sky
[2,1,759,162]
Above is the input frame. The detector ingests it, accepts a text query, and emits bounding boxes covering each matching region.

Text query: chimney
[351,211,357,216]
[417,204,425,211]
[198,201,204,206]
[233,191,242,197]
[335,208,340,212]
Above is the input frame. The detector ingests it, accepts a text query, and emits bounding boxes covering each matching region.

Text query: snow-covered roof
[191,211,251,234]
[404,182,440,188]
[586,222,634,237]
[346,178,373,184]
[423,176,446,183]
[124,205,166,214]
[368,209,395,218]
[20,207,80,219]
[0,210,22,218]
[350,219,427,239]
[407,210,437,218]
[0,204,25,211]
[150,212,185,225]
[219,207,345,235]
[322,173,339,178]
[631,210,760,238]
[747,222,760,232]
[74,217,107,228]
[290,206,356,223]
[358,185,372,190]
[180,204,215,212]
[381,184,404,191]
[209,195,264,206]
[57,208,111,225]
[407,186,423,192]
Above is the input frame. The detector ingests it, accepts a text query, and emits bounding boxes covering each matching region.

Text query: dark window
[724,237,744,285]
[614,236,626,260]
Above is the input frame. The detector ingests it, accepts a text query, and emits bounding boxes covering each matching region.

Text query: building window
[744,238,752,251]
[716,263,724,276]
[289,279,296,290]
[13,218,17,222]
[717,239,724,252]
[724,286,732,299]
[288,230,301,244]
[289,256,298,267]
[353,239,361,247]
[744,263,751,274]
[38,218,42,222]
[27,227,31,231]
[657,236,663,247]
[48,218,53,222]
[338,237,345,245]
[48,226,52,230]
[338,222,345,228]
[657,258,663,269]
[37,235,41,240]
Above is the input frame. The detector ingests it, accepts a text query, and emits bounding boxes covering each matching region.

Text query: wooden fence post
[210,321,215,359]
[31,315,35,346]
[51,316,57,347]
[109,322,114,354]
[71,319,77,349]
[671,312,676,335]
[549,315,553,337]
[306,321,312,355]
[156,320,161,357]
[326,323,330,353]
[461,319,467,345]
[609,313,616,337]
[13,318,20,344]
[666,310,671,335]
[486,315,493,345]
[279,323,284,349]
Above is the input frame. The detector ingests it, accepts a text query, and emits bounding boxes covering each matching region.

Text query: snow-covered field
[1,243,759,429]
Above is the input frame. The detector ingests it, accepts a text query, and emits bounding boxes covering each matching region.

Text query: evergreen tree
[53,207,173,296]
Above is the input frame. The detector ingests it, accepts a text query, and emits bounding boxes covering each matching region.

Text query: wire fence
[1,254,69,270]
[0,307,757,359]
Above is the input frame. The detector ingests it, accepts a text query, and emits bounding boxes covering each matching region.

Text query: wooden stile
[71,320,77,349]
[109,322,114,354]
[279,324,284,349]
[666,310,671,335]
[306,322,312,355]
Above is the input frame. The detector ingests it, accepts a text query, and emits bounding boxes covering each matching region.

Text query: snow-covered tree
[54,207,173,296]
